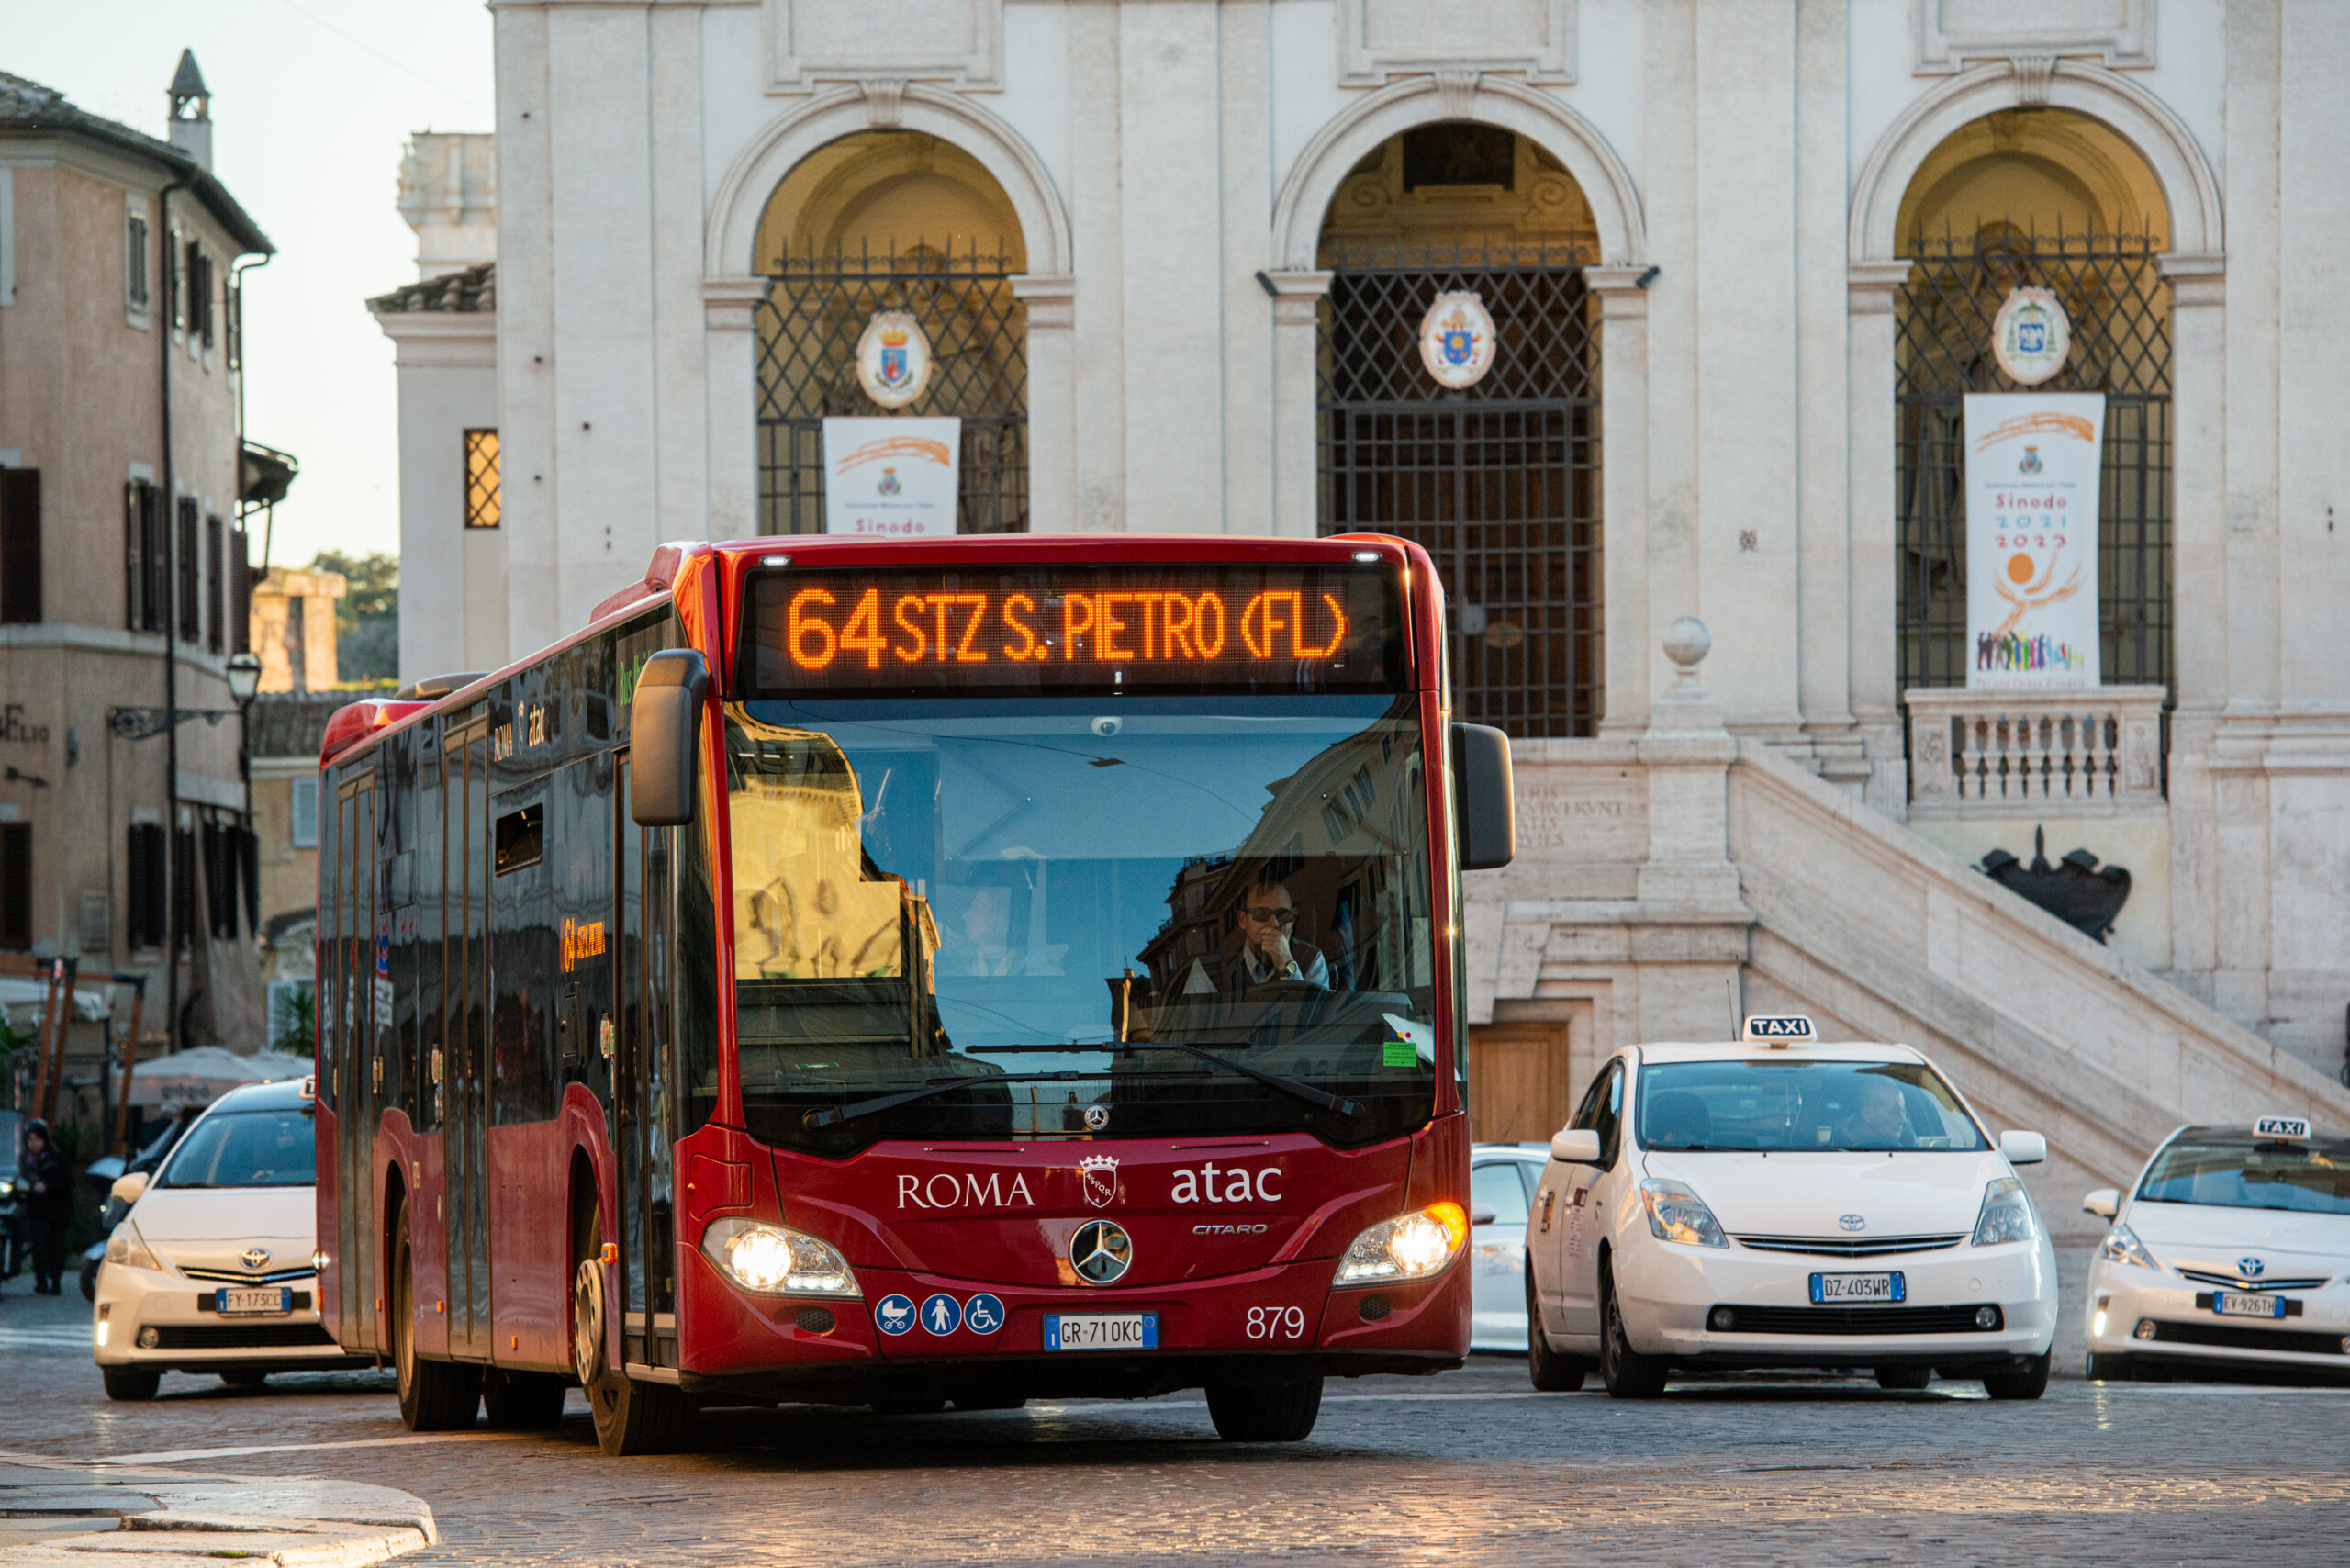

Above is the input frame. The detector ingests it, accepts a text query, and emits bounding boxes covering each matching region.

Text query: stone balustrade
[1903,686,2168,812]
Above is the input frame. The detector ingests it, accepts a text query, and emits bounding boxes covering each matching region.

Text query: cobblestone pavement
[7,1273,2347,1565]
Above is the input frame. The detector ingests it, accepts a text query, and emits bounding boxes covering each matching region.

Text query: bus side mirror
[1452,722,1515,870]
[631,650,709,827]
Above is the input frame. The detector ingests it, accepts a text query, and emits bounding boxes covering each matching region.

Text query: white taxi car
[2083,1116,2350,1383]
[93,1077,363,1399]
[1525,1018,2059,1399]
[1468,1143,1549,1350]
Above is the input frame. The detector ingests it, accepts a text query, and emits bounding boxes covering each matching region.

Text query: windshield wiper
[1071,1041,1360,1117]
[801,1070,1077,1130]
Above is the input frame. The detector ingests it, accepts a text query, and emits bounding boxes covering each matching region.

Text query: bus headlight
[1334,1203,1468,1286]
[104,1222,161,1272]
[700,1218,861,1298]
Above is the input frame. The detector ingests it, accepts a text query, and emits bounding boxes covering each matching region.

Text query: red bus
[313,534,1513,1452]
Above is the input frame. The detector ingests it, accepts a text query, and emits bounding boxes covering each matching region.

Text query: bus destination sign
[744,564,1403,695]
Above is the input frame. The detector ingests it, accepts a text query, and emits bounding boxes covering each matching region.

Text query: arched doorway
[753,131,1029,534]
[1893,108,2173,691]
[1315,123,1602,738]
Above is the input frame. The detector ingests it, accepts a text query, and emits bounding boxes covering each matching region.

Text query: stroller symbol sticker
[875,1294,915,1336]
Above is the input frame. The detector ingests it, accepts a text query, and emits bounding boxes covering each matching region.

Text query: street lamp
[225,651,262,706]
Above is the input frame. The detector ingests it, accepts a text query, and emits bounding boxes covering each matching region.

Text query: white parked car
[1524,1018,2059,1399]
[2082,1116,2350,1383]
[1469,1144,1549,1351]
[93,1077,362,1400]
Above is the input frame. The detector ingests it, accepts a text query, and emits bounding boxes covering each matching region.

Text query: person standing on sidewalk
[18,1119,73,1295]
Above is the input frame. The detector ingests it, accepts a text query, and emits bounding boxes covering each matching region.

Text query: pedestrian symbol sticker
[964,1294,1005,1335]
[921,1294,963,1335]
[875,1294,915,1336]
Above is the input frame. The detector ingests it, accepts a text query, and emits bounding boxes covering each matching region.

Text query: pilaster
[1261,270,1331,540]
[1587,266,1651,735]
[1846,259,1916,816]
[1012,274,1077,533]
[701,278,771,541]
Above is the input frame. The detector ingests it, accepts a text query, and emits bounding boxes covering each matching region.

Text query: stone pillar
[1587,267,1652,734]
[2160,254,2228,712]
[1262,270,1331,539]
[1637,618,1741,909]
[1013,274,1078,533]
[701,278,771,539]
[1846,259,1915,816]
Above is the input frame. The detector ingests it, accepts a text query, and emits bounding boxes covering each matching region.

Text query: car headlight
[103,1221,162,1272]
[1334,1202,1469,1285]
[1971,1177,2039,1247]
[2098,1222,2162,1272]
[1639,1179,1729,1248]
[699,1218,860,1297]
[0,1178,15,1197]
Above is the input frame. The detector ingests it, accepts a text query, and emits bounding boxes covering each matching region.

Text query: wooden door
[1467,1018,1574,1144]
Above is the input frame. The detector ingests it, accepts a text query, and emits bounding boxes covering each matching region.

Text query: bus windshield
[722,693,1438,1155]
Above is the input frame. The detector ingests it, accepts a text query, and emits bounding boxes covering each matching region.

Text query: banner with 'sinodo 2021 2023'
[1964,392,2104,690]
[822,416,961,538]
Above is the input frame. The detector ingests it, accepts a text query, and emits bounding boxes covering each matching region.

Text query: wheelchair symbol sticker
[921,1294,963,1335]
[964,1294,1005,1335]
[875,1294,915,1336]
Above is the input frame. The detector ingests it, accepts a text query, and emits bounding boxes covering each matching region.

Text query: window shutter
[177,496,201,642]
[205,511,223,652]
[0,467,40,624]
[125,481,142,629]
[0,823,28,951]
[291,777,319,848]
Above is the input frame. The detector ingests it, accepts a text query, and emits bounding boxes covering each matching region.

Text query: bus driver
[1231,879,1330,991]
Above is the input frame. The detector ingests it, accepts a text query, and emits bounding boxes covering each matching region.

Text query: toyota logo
[2238,1256,2266,1279]
[1069,1220,1132,1285]
[1837,1215,1867,1234]
[241,1248,272,1271]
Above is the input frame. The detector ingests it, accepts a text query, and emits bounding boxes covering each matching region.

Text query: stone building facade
[391,3,2350,1153]
[0,56,278,1064]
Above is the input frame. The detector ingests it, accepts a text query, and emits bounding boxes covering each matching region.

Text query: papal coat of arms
[856,309,932,409]
[1418,291,1496,390]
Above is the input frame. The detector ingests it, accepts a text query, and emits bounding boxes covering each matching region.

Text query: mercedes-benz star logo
[1083,1104,1111,1133]
[1069,1220,1132,1285]
[241,1248,272,1271]
[2238,1256,2266,1279]
[1837,1215,1867,1234]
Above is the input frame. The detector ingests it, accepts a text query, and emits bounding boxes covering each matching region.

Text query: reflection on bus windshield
[721,696,1438,1152]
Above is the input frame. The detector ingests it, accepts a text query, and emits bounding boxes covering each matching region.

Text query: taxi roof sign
[2254,1114,2311,1141]
[1742,1014,1816,1047]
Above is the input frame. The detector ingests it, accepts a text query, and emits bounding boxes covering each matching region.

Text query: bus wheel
[1525,1267,1591,1392]
[393,1209,480,1431]
[1204,1375,1323,1441]
[575,1215,689,1456]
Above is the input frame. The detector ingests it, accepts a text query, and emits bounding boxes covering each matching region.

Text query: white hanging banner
[1964,392,2104,689]
[822,417,961,538]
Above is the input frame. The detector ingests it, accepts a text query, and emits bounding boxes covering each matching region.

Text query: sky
[9,0,497,570]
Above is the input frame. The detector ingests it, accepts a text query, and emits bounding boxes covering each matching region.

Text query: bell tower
[167,49,211,169]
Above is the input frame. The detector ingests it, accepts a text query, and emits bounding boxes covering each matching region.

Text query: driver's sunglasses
[1241,906,1298,924]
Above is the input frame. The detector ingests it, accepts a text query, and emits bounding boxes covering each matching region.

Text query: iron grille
[1317,240,1602,737]
[1896,229,2172,691]
[755,241,1028,536]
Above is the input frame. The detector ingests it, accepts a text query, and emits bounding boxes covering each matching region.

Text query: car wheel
[951,1392,1027,1411]
[575,1211,690,1456]
[393,1208,481,1432]
[1205,1374,1325,1441]
[219,1369,269,1388]
[867,1389,949,1416]
[1983,1351,2051,1401]
[1874,1365,1933,1391]
[2086,1351,2129,1383]
[1525,1262,1591,1393]
[102,1365,160,1402]
[1598,1261,1669,1401]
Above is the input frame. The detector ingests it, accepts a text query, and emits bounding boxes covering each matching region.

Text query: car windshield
[1636,1059,1988,1152]
[159,1109,317,1189]
[2137,1138,2350,1215]
[720,693,1438,1155]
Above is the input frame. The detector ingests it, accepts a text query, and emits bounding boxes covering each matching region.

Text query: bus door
[443,718,494,1359]
[332,769,379,1351]
[614,756,677,1369]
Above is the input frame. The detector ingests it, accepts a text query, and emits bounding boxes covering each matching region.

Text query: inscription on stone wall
[1516,775,1643,859]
